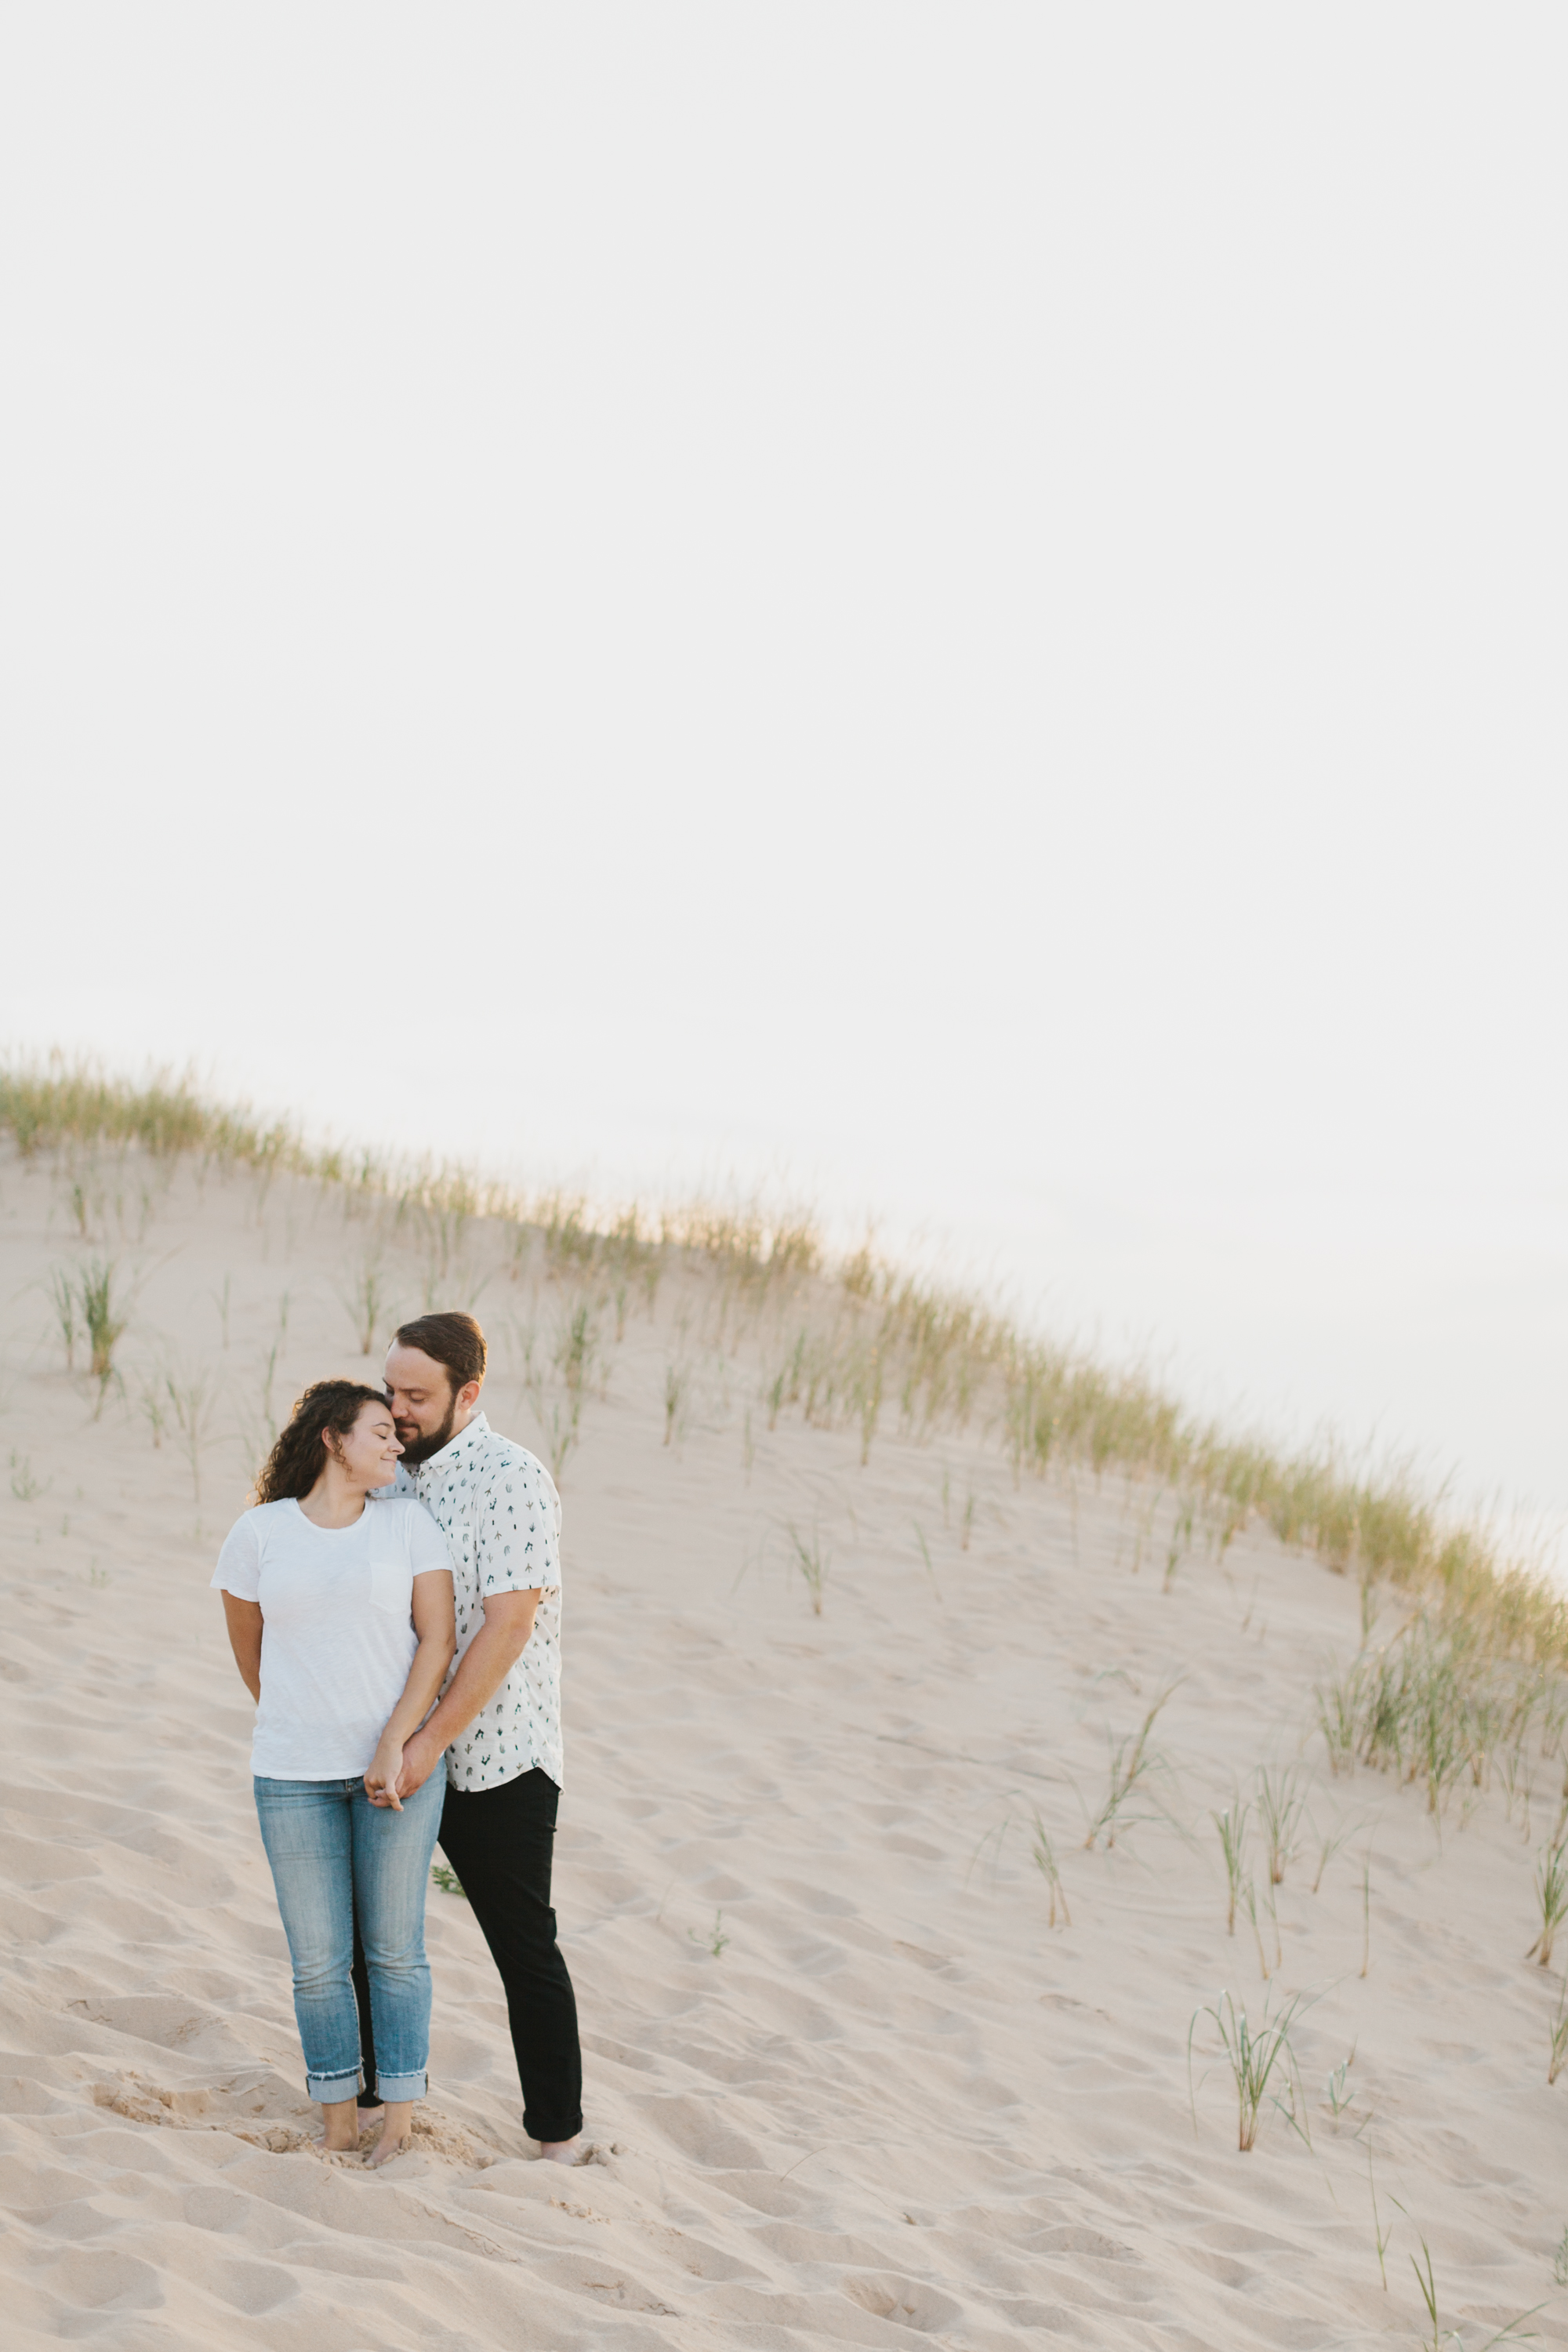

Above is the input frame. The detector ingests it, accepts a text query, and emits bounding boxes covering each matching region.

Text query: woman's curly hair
[253,1379,391,1504]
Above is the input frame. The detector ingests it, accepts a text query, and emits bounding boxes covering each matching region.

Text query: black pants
[353,1766,583,2144]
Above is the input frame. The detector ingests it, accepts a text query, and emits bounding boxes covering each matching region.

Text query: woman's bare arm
[364,1571,457,1810]
[220,1593,263,1701]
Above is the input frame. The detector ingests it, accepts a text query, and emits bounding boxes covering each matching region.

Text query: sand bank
[1,1144,1565,2348]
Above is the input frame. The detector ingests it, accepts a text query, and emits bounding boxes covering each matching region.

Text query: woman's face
[328,1399,404,1489]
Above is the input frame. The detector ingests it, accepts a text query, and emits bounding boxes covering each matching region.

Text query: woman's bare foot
[314,2096,362,2154]
[366,2098,415,2169]
[539,2137,581,2165]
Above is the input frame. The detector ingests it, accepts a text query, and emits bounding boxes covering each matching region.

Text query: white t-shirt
[211,1497,453,1778]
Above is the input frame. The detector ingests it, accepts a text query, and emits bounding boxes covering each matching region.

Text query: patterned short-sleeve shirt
[377,1411,563,1791]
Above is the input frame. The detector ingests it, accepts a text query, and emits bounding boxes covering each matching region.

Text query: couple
[212,1311,582,2169]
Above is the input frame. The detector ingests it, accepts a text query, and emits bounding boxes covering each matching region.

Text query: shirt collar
[416,1409,490,1483]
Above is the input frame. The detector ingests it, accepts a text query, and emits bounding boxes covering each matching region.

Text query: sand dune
[2,1142,1566,2349]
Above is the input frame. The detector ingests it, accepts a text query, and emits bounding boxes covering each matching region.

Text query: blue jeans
[253,1771,444,2104]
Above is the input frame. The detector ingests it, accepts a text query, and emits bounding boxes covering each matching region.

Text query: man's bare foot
[366,2098,415,2169]
[314,2095,361,2154]
[538,2137,581,2165]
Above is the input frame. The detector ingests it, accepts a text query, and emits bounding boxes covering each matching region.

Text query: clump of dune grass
[67,1174,93,1238]
[1082,1679,1179,1849]
[848,1335,884,1466]
[1313,1614,1568,1819]
[48,1265,79,1371]
[555,1299,599,1402]
[1309,1809,1360,1893]
[1188,1986,1308,2153]
[786,1523,830,1616]
[1527,1839,1568,1968]
[1316,1668,1360,1778]
[165,1364,221,1503]
[136,1373,167,1451]
[1212,1795,1250,1935]
[1241,1871,1282,1979]
[78,1258,126,1414]
[689,1910,730,1958]
[1548,1984,1568,2086]
[1027,1809,1071,1927]
[1367,2147,1393,2288]
[9,1452,43,1501]
[1407,2228,1539,2350]
[1256,1765,1308,1886]
[535,1394,580,1485]
[663,1363,687,1448]
[1163,1498,1196,1592]
[235,1345,283,1479]
[340,1254,388,1359]
[516,1306,597,1485]
[913,1522,942,1598]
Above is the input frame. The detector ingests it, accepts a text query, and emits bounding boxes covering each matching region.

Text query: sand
[2,1142,1566,2350]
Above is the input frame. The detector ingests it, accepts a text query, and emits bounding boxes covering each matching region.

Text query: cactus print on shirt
[378,1412,564,1792]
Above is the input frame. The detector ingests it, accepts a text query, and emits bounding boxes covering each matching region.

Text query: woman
[212,1380,456,2168]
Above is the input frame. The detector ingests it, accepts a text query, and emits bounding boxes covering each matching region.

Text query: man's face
[384,1343,464,1465]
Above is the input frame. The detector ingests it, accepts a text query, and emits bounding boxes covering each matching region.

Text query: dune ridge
[3,1060,1560,1652]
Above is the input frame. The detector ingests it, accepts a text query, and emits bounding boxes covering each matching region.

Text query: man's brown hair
[392,1310,488,1396]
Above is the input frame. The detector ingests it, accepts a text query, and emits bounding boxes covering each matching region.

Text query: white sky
[2,7,1565,1518]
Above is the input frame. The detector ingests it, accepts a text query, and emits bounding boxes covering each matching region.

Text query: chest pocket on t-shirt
[368,1558,412,1617]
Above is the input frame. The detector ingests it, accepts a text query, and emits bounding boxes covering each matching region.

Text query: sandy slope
[2,1144,1566,2350]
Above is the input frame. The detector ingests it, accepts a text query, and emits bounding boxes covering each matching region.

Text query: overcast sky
[2,6,1565,1519]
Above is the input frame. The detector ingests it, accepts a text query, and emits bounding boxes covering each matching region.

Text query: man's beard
[394,1396,458,1466]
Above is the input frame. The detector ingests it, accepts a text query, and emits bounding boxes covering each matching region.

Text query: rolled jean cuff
[306,2065,362,2102]
[373,2069,426,2103]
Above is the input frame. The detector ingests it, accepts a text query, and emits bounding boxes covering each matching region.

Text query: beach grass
[4,1053,1564,1683]
[1312,1620,1568,1817]
[1407,2230,1540,2350]
[341,1254,389,1359]
[1255,1765,1307,1886]
[1026,1808,1071,1928]
[1527,1840,1568,1969]
[1549,1984,1568,2085]
[1212,1795,1250,1935]
[1188,1985,1308,2153]
[1082,1681,1178,1849]
[690,1910,730,1958]
[9,1451,43,1501]
[164,1363,222,1504]
[48,1265,79,1373]
[785,1523,830,1617]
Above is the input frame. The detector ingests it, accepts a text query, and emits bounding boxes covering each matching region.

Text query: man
[358,1308,583,2162]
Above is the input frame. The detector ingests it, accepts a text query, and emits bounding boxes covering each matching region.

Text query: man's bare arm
[388,1588,541,1798]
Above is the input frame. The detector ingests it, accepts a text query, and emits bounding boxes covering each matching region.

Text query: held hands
[364,1726,444,1809]
[363,1736,407,1810]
